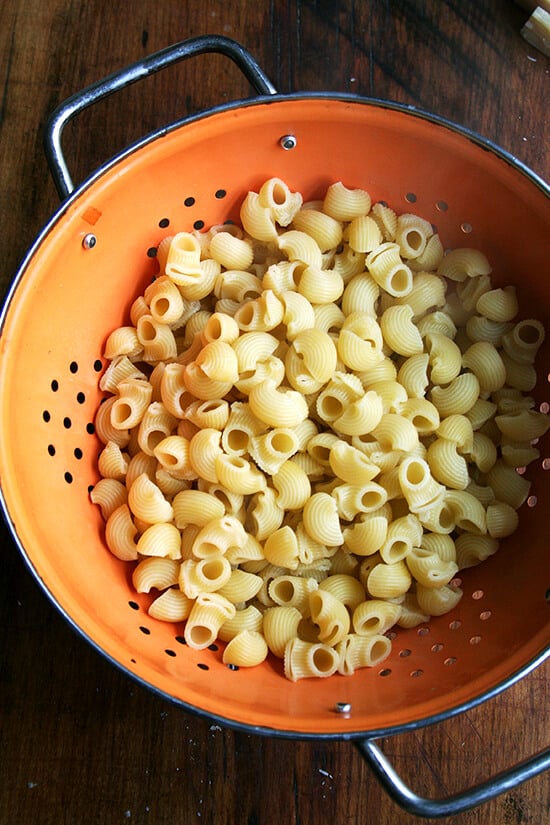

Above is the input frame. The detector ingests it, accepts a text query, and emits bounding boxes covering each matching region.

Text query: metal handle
[355,736,550,818]
[44,35,277,200]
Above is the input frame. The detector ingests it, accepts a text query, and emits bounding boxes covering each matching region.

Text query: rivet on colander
[335,701,352,714]
[279,134,297,150]
[82,233,97,250]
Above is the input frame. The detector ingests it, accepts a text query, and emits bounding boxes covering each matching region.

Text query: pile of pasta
[91,178,550,681]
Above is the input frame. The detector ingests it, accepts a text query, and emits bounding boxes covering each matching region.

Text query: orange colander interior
[1,97,549,737]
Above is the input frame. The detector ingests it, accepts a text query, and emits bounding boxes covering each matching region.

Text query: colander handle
[44,35,277,200]
[355,736,550,818]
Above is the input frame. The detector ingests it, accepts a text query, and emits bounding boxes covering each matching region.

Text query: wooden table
[1,2,549,823]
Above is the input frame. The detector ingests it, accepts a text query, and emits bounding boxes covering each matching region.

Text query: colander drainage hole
[128,601,139,611]
[164,649,176,658]
[197,663,209,671]
[158,218,170,228]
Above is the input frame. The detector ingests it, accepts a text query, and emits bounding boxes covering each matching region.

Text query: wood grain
[0,2,549,824]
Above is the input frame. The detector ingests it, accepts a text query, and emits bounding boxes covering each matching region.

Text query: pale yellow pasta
[455,532,499,569]
[406,547,458,588]
[248,379,309,429]
[125,451,157,488]
[372,413,419,452]
[485,460,531,509]
[367,560,412,599]
[93,176,550,682]
[323,181,371,221]
[99,355,148,393]
[427,438,469,490]
[430,372,480,418]
[352,599,402,636]
[367,243,413,297]
[465,315,512,346]
[132,556,180,593]
[97,441,130,481]
[188,428,223,483]
[476,286,518,323]
[137,402,179,456]
[502,318,545,364]
[184,592,236,649]
[445,489,487,534]
[136,315,177,362]
[308,589,350,646]
[218,604,264,643]
[222,630,268,667]
[341,273,380,317]
[137,522,182,559]
[280,290,316,339]
[144,275,186,326]
[263,525,300,569]
[337,312,384,371]
[95,397,131,448]
[214,454,266,495]
[337,633,392,675]
[217,569,264,604]
[104,325,143,361]
[105,503,138,561]
[416,582,463,616]
[342,513,388,556]
[396,593,430,628]
[379,514,422,564]
[269,575,319,612]
[90,477,128,520]
[284,638,340,681]
[240,191,279,242]
[262,606,302,657]
[381,304,423,356]
[347,214,383,253]
[420,532,456,562]
[245,487,285,540]
[302,492,344,546]
[128,473,173,523]
[159,363,191,418]
[397,353,430,399]
[329,440,379,485]
[318,574,365,611]
[495,408,550,442]
[437,247,492,282]
[424,332,462,385]
[292,208,343,252]
[149,588,194,622]
[172,489,226,529]
[398,456,446,511]
[271,460,312,510]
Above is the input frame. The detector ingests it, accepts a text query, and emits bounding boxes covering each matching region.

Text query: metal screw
[335,701,352,714]
[279,134,297,150]
[82,233,97,250]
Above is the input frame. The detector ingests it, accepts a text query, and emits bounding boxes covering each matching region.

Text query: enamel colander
[1,36,548,818]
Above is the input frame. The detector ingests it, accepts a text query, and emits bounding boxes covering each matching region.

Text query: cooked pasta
[92,175,548,682]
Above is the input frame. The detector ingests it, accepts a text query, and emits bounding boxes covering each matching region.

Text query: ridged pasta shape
[430,373,480,418]
[284,638,340,681]
[380,304,423,356]
[263,525,300,570]
[137,522,182,559]
[239,191,279,242]
[188,428,223,483]
[248,379,309,429]
[137,315,177,362]
[352,599,402,636]
[502,319,545,364]
[103,326,143,361]
[455,533,499,569]
[476,286,518,323]
[172,489,226,529]
[97,441,130,481]
[329,440,379,485]
[397,353,430,399]
[322,181,371,221]
[485,460,531,509]
[218,604,264,643]
[366,560,412,599]
[191,515,248,559]
[318,574,366,611]
[495,408,550,442]
[366,243,413,297]
[342,514,388,556]
[309,589,350,646]
[128,473,173,524]
[245,487,284,540]
[336,633,392,675]
[437,247,492,282]
[271,460,312,510]
[105,503,139,561]
[416,582,463,616]
[406,547,458,588]
[337,312,384,371]
[269,575,319,613]
[347,214,383,253]
[280,290,316,339]
[425,332,462,385]
[262,606,302,658]
[398,456,446,511]
[90,477,128,521]
[148,588,194,622]
[222,630,269,668]
[379,513,422,564]
[427,438,469,490]
[184,592,236,649]
[291,207,343,252]
[132,557,180,593]
[303,492,344,546]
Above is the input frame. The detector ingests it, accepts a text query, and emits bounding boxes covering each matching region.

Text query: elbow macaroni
[92,176,548,682]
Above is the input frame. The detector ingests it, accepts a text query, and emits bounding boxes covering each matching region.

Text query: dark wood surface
[1,2,549,823]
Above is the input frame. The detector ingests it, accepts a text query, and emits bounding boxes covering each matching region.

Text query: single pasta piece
[284,638,341,681]
[222,630,269,667]
[184,593,236,649]
[309,589,350,646]
[352,599,402,636]
[336,633,392,675]
[132,557,180,593]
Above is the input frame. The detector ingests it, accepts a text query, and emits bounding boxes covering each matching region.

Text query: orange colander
[1,36,549,818]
